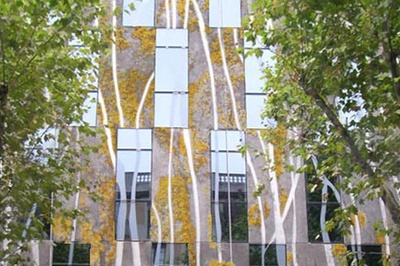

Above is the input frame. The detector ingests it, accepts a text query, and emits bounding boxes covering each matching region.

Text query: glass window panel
[246,95,277,129]
[347,245,383,266]
[116,172,151,200]
[154,93,188,127]
[156,29,188,47]
[122,0,155,27]
[35,128,59,149]
[209,0,241,28]
[115,201,150,240]
[151,243,188,266]
[211,130,244,151]
[245,50,275,93]
[211,152,246,174]
[307,203,341,243]
[155,48,188,92]
[116,150,152,173]
[81,91,97,127]
[211,202,247,242]
[117,128,152,149]
[53,243,90,265]
[249,244,286,266]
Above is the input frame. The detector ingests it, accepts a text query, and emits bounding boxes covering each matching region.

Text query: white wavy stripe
[135,72,154,128]
[112,0,124,127]
[183,0,189,29]
[233,29,243,63]
[115,242,124,266]
[258,136,285,245]
[152,203,163,264]
[167,129,175,264]
[183,129,201,266]
[191,0,218,130]
[131,243,141,266]
[218,28,240,130]
[379,198,391,260]
[246,149,266,245]
[288,155,299,266]
[165,0,171,28]
[171,0,177,28]
[98,90,116,168]
[30,241,39,265]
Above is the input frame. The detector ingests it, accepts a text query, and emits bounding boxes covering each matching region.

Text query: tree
[246,0,400,243]
[0,0,105,263]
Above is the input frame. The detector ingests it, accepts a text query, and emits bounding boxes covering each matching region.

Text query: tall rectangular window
[210,130,248,242]
[116,129,152,240]
[306,161,342,243]
[69,37,98,127]
[209,0,241,28]
[244,35,276,129]
[123,0,155,27]
[154,29,188,127]
[249,244,286,266]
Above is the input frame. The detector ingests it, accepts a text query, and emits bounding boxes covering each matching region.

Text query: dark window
[249,244,286,266]
[53,243,90,266]
[151,243,188,266]
[347,245,383,266]
[306,168,342,243]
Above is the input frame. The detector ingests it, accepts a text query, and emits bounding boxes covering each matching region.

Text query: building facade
[31,0,398,265]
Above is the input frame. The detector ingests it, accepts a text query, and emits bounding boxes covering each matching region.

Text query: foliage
[0,0,105,263]
[246,0,400,242]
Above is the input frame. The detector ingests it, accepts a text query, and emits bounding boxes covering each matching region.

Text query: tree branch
[300,81,400,224]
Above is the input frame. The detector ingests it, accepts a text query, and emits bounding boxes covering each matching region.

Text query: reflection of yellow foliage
[131,27,156,56]
[279,186,288,213]
[115,28,131,50]
[248,202,270,227]
[286,251,293,266]
[209,260,235,266]
[151,176,196,265]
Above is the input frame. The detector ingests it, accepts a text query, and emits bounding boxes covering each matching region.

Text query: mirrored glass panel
[123,0,155,27]
[155,48,188,92]
[209,0,241,28]
[115,201,150,240]
[154,93,188,127]
[151,243,188,266]
[245,50,274,93]
[156,29,188,47]
[249,244,287,266]
[53,243,90,265]
[117,128,152,150]
[81,91,97,127]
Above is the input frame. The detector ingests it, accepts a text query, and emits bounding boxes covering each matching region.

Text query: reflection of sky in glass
[209,0,241,27]
[36,128,59,149]
[245,49,275,93]
[81,91,97,126]
[211,130,244,151]
[123,0,155,27]
[155,48,188,91]
[156,29,188,47]
[117,129,152,149]
[211,153,246,174]
[154,93,188,127]
[117,150,152,173]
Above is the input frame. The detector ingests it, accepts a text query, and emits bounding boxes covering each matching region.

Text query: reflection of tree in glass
[53,243,90,265]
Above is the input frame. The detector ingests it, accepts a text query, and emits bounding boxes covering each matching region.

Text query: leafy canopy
[246,0,400,241]
[0,0,105,263]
